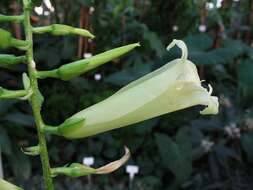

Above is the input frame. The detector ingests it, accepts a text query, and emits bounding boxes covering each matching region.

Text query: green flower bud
[0,28,29,50]
[0,28,12,49]
[0,54,26,68]
[47,39,218,139]
[33,24,95,38]
[0,179,23,190]
[37,43,140,80]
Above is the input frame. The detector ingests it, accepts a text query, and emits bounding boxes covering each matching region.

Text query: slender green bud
[0,179,23,190]
[0,28,29,50]
[0,54,26,68]
[46,40,219,139]
[0,87,28,99]
[33,24,95,38]
[36,43,140,80]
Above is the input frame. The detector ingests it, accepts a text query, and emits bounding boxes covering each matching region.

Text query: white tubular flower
[51,39,219,139]
[0,179,23,190]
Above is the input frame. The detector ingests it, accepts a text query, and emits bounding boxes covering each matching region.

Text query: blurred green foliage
[1,0,253,189]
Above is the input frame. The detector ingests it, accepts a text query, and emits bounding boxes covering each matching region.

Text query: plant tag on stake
[83,157,95,185]
[83,157,94,166]
[126,165,139,187]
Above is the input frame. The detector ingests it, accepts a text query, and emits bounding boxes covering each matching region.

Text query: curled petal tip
[200,96,219,115]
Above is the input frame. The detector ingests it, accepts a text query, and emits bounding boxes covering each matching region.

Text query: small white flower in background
[94,73,102,81]
[89,7,95,14]
[83,53,93,59]
[88,39,93,43]
[83,157,94,166]
[199,24,207,33]
[220,95,232,108]
[216,0,223,8]
[206,2,214,10]
[246,118,253,130]
[44,11,50,16]
[224,123,241,139]
[172,25,179,32]
[126,165,139,180]
[201,139,214,153]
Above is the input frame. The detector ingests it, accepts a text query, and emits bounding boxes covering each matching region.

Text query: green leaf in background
[105,63,152,86]
[0,128,12,155]
[184,34,213,51]
[4,112,34,126]
[241,132,253,162]
[8,144,31,179]
[31,0,42,7]
[238,58,253,99]
[155,132,192,189]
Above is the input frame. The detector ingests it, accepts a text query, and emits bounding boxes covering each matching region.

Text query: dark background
[1,0,253,189]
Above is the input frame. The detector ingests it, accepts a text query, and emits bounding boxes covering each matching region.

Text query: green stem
[32,26,53,33]
[0,14,24,23]
[36,69,59,79]
[22,0,54,189]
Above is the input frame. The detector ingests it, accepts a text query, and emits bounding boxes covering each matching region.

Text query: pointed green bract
[0,179,23,190]
[49,40,218,139]
[0,54,26,68]
[51,147,130,177]
[36,43,140,80]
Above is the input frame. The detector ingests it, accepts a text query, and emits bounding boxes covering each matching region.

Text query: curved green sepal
[51,147,130,177]
[58,118,85,137]
[36,43,140,80]
[33,24,95,38]
[22,73,31,90]
[0,54,26,69]
[21,145,40,156]
[0,28,29,50]
[44,118,85,137]
[0,179,23,190]
[0,14,24,23]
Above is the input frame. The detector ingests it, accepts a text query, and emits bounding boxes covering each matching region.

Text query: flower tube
[0,179,23,190]
[46,39,219,139]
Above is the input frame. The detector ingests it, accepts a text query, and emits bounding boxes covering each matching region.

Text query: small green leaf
[241,132,253,161]
[155,133,192,188]
[31,0,43,6]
